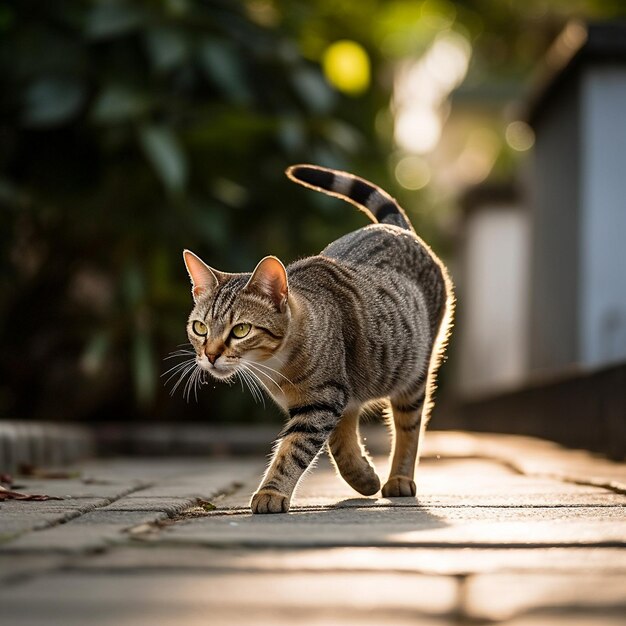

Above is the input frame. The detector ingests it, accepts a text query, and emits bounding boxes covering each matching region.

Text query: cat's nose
[206,351,221,365]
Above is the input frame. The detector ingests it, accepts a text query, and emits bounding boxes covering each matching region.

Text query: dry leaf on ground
[0,485,63,501]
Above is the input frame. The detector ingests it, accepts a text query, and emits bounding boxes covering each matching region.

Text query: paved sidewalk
[0,431,625,625]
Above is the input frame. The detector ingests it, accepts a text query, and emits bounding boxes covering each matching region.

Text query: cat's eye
[231,323,251,339]
[192,320,208,336]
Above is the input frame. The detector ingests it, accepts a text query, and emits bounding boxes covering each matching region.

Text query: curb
[94,423,391,457]
[0,421,95,474]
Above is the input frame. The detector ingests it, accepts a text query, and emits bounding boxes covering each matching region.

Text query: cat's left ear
[183,249,221,301]
[245,256,289,312]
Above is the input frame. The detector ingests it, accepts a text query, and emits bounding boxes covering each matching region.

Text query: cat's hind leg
[328,406,381,496]
[382,379,427,497]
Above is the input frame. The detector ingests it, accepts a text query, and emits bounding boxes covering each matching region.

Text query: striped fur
[286,164,414,232]
[182,165,454,513]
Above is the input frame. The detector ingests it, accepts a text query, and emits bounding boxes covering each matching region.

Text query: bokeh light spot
[395,155,431,190]
[505,121,535,151]
[394,107,441,154]
[323,40,370,96]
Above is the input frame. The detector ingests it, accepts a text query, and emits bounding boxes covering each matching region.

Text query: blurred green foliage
[0,0,622,423]
[0,0,381,423]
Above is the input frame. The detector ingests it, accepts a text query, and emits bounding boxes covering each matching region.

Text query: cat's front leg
[251,405,341,514]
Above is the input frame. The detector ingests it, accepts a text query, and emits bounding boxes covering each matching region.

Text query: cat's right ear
[183,250,219,301]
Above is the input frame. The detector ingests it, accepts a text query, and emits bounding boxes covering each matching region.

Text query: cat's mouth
[207,367,236,381]
[197,357,236,381]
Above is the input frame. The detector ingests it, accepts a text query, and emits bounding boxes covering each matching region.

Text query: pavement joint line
[0,481,156,551]
[199,503,626,515]
[442,452,626,495]
[553,475,626,496]
[185,502,626,518]
[124,480,248,541]
[148,538,626,549]
[0,480,240,585]
[56,562,626,576]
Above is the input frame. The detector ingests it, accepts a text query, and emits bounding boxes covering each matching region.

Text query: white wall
[580,65,626,366]
[458,205,530,396]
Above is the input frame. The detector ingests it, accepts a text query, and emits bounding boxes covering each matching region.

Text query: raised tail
[286,164,414,232]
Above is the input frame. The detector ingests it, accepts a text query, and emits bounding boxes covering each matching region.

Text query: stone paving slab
[422,432,626,492]
[3,478,143,500]
[1,510,171,553]
[215,455,623,510]
[161,505,626,548]
[504,617,624,626]
[0,459,263,552]
[0,498,105,538]
[0,554,69,584]
[102,496,197,514]
[0,609,443,626]
[0,570,458,624]
[465,572,626,621]
[75,545,626,576]
[0,433,624,625]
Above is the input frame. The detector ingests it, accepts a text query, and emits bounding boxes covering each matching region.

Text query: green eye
[231,323,251,339]
[192,320,208,336]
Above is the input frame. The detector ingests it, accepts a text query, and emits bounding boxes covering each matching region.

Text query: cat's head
[182,250,290,381]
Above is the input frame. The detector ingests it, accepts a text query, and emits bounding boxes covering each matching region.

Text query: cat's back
[287,224,442,316]
[321,224,442,284]
[306,223,448,342]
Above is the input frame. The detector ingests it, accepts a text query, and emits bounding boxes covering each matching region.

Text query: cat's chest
[257,355,292,412]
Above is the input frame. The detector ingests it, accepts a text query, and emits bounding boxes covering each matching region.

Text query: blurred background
[1,1,625,452]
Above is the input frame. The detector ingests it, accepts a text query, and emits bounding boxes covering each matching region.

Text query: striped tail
[286,164,414,232]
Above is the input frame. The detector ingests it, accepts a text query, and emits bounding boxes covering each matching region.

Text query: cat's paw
[251,489,290,514]
[350,472,381,496]
[382,475,416,497]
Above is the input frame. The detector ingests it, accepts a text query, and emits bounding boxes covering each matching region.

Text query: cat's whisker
[237,369,251,400]
[163,363,196,388]
[164,350,195,360]
[243,360,283,392]
[243,370,261,404]
[245,359,293,386]
[239,366,265,406]
[172,364,195,396]
[245,369,264,406]
[170,362,197,396]
[162,357,196,379]
[238,368,258,404]
[183,366,200,403]
[191,368,201,403]
[191,367,203,401]
[162,363,196,387]
[235,371,245,393]
[241,364,273,404]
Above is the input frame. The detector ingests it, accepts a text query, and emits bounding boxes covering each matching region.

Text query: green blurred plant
[0,0,379,422]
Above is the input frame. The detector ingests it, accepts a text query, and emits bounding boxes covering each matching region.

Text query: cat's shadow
[327,496,449,531]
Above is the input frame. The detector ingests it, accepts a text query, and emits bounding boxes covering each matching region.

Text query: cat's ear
[183,249,220,301]
[245,256,289,312]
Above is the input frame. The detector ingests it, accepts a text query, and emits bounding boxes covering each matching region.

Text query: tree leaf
[92,85,150,123]
[85,2,144,39]
[144,27,188,72]
[199,40,252,106]
[291,67,335,114]
[22,77,85,126]
[138,125,188,195]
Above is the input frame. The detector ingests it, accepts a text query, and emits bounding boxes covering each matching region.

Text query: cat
[181,164,453,513]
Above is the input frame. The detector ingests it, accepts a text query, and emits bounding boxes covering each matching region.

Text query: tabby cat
[181,165,453,514]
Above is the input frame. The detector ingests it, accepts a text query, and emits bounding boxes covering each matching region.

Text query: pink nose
[206,352,221,365]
